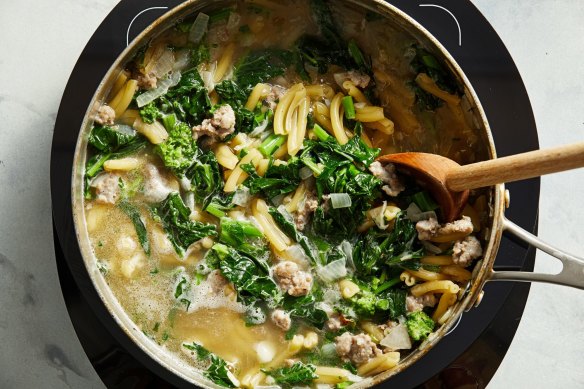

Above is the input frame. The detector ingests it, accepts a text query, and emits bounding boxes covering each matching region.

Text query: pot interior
[71,0,504,387]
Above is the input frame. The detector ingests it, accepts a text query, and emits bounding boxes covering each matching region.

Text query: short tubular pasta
[215,144,239,170]
[421,255,453,266]
[111,79,138,117]
[432,291,457,322]
[288,95,309,156]
[342,80,370,104]
[357,352,400,376]
[400,271,417,286]
[415,73,460,105]
[245,83,270,110]
[224,149,262,192]
[285,182,306,213]
[273,84,303,135]
[251,198,292,252]
[355,106,385,122]
[330,93,349,145]
[213,42,235,83]
[411,280,460,297]
[441,265,472,281]
[406,268,448,282]
[306,84,335,100]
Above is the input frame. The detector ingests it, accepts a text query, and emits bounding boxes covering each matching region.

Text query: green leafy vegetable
[283,291,329,328]
[268,206,318,264]
[214,80,259,133]
[410,46,459,110]
[263,362,319,387]
[209,243,282,307]
[153,192,217,256]
[241,158,302,199]
[219,217,267,257]
[185,148,223,208]
[157,69,211,125]
[182,342,237,387]
[349,284,406,319]
[233,49,293,91]
[259,133,286,157]
[139,101,163,124]
[191,43,210,67]
[118,201,150,256]
[406,311,435,341]
[174,275,192,310]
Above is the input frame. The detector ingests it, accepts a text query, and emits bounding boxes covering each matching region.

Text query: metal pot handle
[488,217,584,289]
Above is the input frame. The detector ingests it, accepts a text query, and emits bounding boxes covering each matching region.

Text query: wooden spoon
[377,143,584,222]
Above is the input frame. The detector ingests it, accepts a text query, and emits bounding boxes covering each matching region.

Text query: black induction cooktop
[50,0,540,388]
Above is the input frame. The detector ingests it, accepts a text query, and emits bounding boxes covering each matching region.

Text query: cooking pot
[64,0,584,387]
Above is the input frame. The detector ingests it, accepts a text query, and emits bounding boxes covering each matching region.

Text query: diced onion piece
[233,187,251,206]
[104,157,139,172]
[329,193,351,209]
[188,12,210,44]
[283,244,309,265]
[379,324,412,350]
[133,118,168,144]
[200,68,216,92]
[173,50,191,71]
[254,341,276,363]
[148,49,175,78]
[340,240,355,272]
[136,71,181,107]
[299,166,314,180]
[368,201,388,229]
[317,258,347,283]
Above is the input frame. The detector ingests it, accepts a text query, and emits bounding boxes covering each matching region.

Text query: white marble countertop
[0,0,583,388]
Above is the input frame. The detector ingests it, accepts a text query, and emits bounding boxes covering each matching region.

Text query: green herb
[153,192,217,256]
[262,362,319,387]
[118,201,150,256]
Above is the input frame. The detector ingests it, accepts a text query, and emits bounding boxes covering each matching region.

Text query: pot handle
[488,217,584,289]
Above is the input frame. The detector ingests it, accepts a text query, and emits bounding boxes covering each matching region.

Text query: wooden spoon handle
[446,143,584,191]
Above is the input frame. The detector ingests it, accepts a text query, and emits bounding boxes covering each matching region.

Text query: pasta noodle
[111,70,129,99]
[251,198,292,252]
[288,95,309,156]
[342,80,370,104]
[357,353,400,376]
[421,255,453,266]
[406,268,448,282]
[432,292,457,322]
[355,106,385,122]
[305,84,335,100]
[411,280,460,297]
[441,265,472,282]
[214,42,236,83]
[224,149,262,192]
[215,144,239,170]
[330,93,349,144]
[245,83,270,110]
[273,84,303,135]
[285,182,306,213]
[415,73,461,105]
[400,271,417,286]
[113,79,138,117]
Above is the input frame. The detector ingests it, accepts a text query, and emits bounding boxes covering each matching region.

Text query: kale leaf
[182,342,237,387]
[268,206,319,265]
[233,49,293,91]
[283,291,329,329]
[262,362,319,387]
[159,69,212,125]
[241,158,302,199]
[214,80,258,133]
[209,243,282,307]
[152,192,217,256]
[118,201,150,256]
[219,217,267,258]
[184,148,223,208]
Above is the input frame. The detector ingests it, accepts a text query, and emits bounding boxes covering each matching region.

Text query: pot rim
[70,0,506,387]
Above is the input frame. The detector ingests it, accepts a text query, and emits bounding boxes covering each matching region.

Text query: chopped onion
[316,384,333,389]
[347,373,363,383]
[188,12,210,44]
[250,118,269,137]
[254,341,276,363]
[233,187,251,206]
[173,50,191,71]
[422,240,442,254]
[333,72,349,89]
[148,49,175,78]
[329,193,352,209]
[184,192,195,212]
[315,302,333,315]
[317,258,347,283]
[285,244,309,265]
[320,343,337,358]
[200,69,215,92]
[277,205,296,224]
[340,240,355,272]
[180,176,192,191]
[380,324,412,350]
[113,124,136,136]
[369,201,388,230]
[323,288,342,304]
[136,71,181,107]
[405,202,437,222]
[299,166,314,180]
[354,102,367,109]
[226,12,241,31]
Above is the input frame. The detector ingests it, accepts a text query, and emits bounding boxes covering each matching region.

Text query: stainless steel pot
[70,0,584,387]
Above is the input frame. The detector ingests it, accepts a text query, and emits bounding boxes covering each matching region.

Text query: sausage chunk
[452,236,483,267]
[368,161,405,197]
[273,261,313,296]
[294,191,318,231]
[265,85,287,110]
[335,332,381,365]
[271,309,292,331]
[94,104,116,126]
[136,72,157,90]
[406,294,437,313]
[90,173,120,205]
[192,104,236,143]
[415,216,473,241]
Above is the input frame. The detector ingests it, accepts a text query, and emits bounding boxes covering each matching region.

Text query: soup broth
[82,0,488,387]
